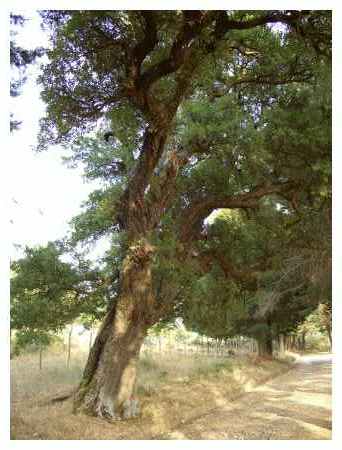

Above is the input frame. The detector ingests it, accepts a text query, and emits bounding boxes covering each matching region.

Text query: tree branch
[145,147,189,230]
[179,181,299,242]
[138,11,213,91]
[131,12,158,71]
[220,10,310,31]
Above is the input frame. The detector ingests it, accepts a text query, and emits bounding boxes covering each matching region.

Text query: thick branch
[220,10,310,31]
[139,10,308,91]
[180,181,298,242]
[197,249,264,285]
[116,127,169,234]
[138,12,213,91]
[145,148,189,230]
[131,12,158,70]
[116,10,309,236]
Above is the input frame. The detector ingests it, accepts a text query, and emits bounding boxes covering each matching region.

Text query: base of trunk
[74,317,147,420]
[74,239,156,420]
[256,337,273,358]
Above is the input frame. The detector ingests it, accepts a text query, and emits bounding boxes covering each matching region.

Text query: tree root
[38,391,75,406]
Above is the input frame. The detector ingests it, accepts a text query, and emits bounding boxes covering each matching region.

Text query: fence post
[89,327,93,352]
[67,325,73,368]
[39,345,43,370]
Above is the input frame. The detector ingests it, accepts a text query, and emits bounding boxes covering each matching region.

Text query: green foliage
[298,303,331,336]
[11,330,61,357]
[10,241,115,355]
[69,187,121,244]
[183,271,248,338]
[11,243,81,333]
[37,10,149,147]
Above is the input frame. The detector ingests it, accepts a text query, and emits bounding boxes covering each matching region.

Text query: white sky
[9,12,105,260]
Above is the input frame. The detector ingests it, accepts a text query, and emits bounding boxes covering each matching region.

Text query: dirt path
[161,354,332,440]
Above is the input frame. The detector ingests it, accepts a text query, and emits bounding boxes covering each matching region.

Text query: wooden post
[89,327,93,352]
[279,334,285,354]
[39,345,43,370]
[67,325,73,368]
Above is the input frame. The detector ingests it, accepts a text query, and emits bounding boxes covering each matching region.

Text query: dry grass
[11,348,292,440]
[11,350,86,407]
[137,351,234,396]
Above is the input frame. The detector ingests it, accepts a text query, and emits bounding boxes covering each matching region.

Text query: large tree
[36,10,331,419]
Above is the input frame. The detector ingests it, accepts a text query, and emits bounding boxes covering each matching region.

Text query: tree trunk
[73,239,156,420]
[255,320,273,358]
[279,334,285,354]
[256,329,273,358]
[257,338,273,357]
[300,332,306,351]
[327,326,332,351]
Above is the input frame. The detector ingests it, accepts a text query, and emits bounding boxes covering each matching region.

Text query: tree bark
[327,326,332,351]
[73,239,156,420]
[300,332,306,351]
[256,326,273,358]
[279,334,286,354]
[257,338,273,357]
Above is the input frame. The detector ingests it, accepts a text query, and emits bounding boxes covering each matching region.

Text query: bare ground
[161,354,332,440]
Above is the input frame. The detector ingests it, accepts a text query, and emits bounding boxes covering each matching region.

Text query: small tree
[12,329,55,369]
[10,243,82,362]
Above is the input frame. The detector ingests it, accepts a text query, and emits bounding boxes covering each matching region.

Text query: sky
[9,12,105,260]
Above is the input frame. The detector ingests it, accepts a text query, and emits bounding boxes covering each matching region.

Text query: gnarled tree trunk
[74,239,156,420]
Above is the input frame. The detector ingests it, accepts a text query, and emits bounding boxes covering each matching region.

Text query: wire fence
[141,335,258,356]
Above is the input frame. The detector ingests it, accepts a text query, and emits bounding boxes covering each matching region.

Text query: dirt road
[162,354,332,440]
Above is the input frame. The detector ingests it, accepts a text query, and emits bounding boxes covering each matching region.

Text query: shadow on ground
[161,355,332,440]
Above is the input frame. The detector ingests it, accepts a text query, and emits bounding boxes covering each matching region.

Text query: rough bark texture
[256,322,273,358]
[74,240,156,419]
[327,328,332,351]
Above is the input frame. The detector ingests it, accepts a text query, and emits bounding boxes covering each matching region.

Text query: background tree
[10,242,109,355]
[297,303,332,351]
